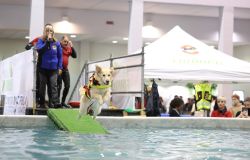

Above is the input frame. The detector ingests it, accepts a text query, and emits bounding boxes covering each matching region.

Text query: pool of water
[1,126,250,160]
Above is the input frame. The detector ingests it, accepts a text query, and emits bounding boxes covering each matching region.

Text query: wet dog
[79,65,114,119]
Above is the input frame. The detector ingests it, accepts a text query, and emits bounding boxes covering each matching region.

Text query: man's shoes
[48,103,62,108]
[62,103,71,108]
[48,100,53,108]
[37,104,46,109]
[54,103,62,109]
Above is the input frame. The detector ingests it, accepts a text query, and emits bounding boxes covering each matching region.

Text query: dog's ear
[110,67,117,77]
[110,67,114,74]
[96,65,102,73]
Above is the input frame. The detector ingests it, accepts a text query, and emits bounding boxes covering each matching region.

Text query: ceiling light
[123,37,128,40]
[53,15,79,34]
[142,25,161,38]
[143,13,162,38]
[70,34,76,38]
[112,40,118,44]
[25,36,30,39]
[62,16,69,22]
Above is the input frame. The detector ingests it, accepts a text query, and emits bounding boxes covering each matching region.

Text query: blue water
[1,127,250,160]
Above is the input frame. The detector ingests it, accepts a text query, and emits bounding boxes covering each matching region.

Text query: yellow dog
[79,65,114,119]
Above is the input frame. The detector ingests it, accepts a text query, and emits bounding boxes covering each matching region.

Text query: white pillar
[218,6,234,107]
[128,0,144,54]
[218,6,234,55]
[29,0,44,41]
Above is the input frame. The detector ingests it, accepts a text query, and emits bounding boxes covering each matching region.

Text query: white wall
[0,39,27,60]
[89,42,127,61]
[234,45,250,61]
[0,5,30,30]
[233,45,250,99]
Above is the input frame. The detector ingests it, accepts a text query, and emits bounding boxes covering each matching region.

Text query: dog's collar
[91,84,111,89]
[89,73,111,89]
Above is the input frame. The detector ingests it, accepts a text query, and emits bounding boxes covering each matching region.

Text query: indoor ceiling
[0,0,249,18]
[0,0,250,43]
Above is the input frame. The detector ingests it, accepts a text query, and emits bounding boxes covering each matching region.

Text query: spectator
[211,96,232,117]
[243,97,250,116]
[209,96,218,116]
[236,97,250,118]
[25,36,52,106]
[145,80,161,117]
[183,98,194,115]
[36,23,62,108]
[159,96,167,113]
[212,96,218,110]
[58,35,77,108]
[229,94,243,117]
[169,97,184,117]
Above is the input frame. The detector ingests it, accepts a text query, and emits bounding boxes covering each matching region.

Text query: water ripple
[1,127,250,159]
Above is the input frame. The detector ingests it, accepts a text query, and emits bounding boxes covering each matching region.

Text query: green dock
[47,109,108,134]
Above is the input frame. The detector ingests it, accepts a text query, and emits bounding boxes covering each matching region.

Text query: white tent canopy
[144,26,250,83]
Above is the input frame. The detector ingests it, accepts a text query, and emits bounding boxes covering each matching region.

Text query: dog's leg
[97,104,103,115]
[88,99,99,119]
[91,101,105,119]
[78,96,89,119]
[102,90,111,105]
[91,94,103,105]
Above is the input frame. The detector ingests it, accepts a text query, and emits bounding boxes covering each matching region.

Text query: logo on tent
[181,45,198,54]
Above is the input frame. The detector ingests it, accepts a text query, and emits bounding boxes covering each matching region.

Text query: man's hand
[47,33,53,41]
[68,41,73,47]
[58,69,62,75]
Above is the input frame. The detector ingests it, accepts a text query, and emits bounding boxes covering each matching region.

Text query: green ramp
[47,109,108,134]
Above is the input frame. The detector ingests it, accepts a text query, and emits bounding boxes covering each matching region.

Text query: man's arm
[57,42,63,70]
[69,41,77,58]
[36,38,50,53]
[71,47,77,58]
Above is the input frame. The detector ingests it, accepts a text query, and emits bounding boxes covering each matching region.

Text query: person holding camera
[36,24,62,108]
[57,35,77,108]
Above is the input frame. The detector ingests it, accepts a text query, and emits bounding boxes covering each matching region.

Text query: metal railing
[68,50,145,110]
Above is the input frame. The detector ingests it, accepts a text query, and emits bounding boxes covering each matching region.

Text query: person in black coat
[169,97,184,117]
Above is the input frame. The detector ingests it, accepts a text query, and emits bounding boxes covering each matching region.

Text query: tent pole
[141,47,145,115]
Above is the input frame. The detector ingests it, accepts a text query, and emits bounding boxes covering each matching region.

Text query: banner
[3,95,28,115]
[0,50,34,113]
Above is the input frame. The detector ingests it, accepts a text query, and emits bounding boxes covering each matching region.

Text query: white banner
[3,95,28,115]
[0,50,34,112]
